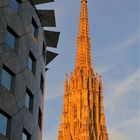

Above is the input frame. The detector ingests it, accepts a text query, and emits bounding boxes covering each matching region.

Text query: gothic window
[1,65,14,91]
[22,129,31,140]
[6,27,17,50]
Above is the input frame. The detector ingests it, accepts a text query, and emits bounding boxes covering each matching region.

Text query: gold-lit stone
[58,0,108,139]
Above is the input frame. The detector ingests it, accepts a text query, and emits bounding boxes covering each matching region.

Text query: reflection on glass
[6,31,16,50]
[1,68,12,91]
[32,19,38,40]
[10,0,19,13]
[32,24,35,37]
[28,52,36,75]
[28,57,33,71]
[25,93,30,109]
[28,57,33,72]
[0,113,8,135]
[22,132,27,140]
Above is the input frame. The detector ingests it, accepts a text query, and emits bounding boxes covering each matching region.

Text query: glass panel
[32,24,35,37]
[25,93,30,109]
[40,75,44,94]
[28,57,33,71]
[10,0,19,13]
[32,19,38,39]
[38,109,42,130]
[1,68,12,91]
[42,43,46,61]
[6,31,16,50]
[22,132,27,140]
[0,113,7,135]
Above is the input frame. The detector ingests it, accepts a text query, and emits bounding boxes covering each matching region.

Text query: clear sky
[37,0,139,140]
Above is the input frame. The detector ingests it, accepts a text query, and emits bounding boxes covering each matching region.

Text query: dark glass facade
[10,0,19,13]
[1,66,13,91]
[0,0,59,140]
[0,113,8,136]
[28,52,36,74]
[32,18,38,40]
[6,29,16,50]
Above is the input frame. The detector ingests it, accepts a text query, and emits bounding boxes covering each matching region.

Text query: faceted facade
[58,0,108,140]
[0,0,59,140]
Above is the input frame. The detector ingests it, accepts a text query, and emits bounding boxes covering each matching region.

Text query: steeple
[58,1,109,140]
[75,0,92,69]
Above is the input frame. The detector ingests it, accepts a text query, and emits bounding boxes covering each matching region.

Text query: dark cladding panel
[32,0,54,5]
[46,51,58,65]
[38,10,56,27]
[44,31,60,48]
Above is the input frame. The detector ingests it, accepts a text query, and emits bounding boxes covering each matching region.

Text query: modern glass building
[0,0,60,140]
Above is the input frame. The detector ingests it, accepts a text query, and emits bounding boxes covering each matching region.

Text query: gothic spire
[58,1,109,139]
[75,0,92,69]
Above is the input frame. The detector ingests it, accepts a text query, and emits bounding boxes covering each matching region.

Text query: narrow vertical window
[42,43,46,61]
[6,27,17,50]
[10,0,21,13]
[0,112,9,136]
[32,18,38,40]
[38,108,42,130]
[40,74,44,94]
[1,65,14,91]
[25,88,33,112]
[28,52,36,75]
[22,129,31,140]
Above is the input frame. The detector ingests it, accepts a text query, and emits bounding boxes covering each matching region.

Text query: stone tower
[58,0,108,140]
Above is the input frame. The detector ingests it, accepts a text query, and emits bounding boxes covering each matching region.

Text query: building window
[0,112,8,136]
[6,27,17,50]
[40,74,44,94]
[28,52,36,75]
[22,129,31,140]
[42,43,46,61]
[10,0,20,13]
[25,88,33,112]
[38,108,42,130]
[32,18,38,40]
[1,65,14,91]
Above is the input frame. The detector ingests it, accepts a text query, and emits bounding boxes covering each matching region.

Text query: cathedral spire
[58,1,109,140]
[75,0,92,69]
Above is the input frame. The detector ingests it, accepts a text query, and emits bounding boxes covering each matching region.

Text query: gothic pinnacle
[75,0,92,69]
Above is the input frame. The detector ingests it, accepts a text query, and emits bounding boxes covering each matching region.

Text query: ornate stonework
[58,0,108,140]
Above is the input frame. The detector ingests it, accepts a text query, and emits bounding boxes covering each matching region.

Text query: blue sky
[37,0,139,140]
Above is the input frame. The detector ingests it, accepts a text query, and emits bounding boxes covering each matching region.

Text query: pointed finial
[81,0,87,3]
[96,73,99,82]
[65,74,68,82]
[99,75,103,89]
[95,73,99,91]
